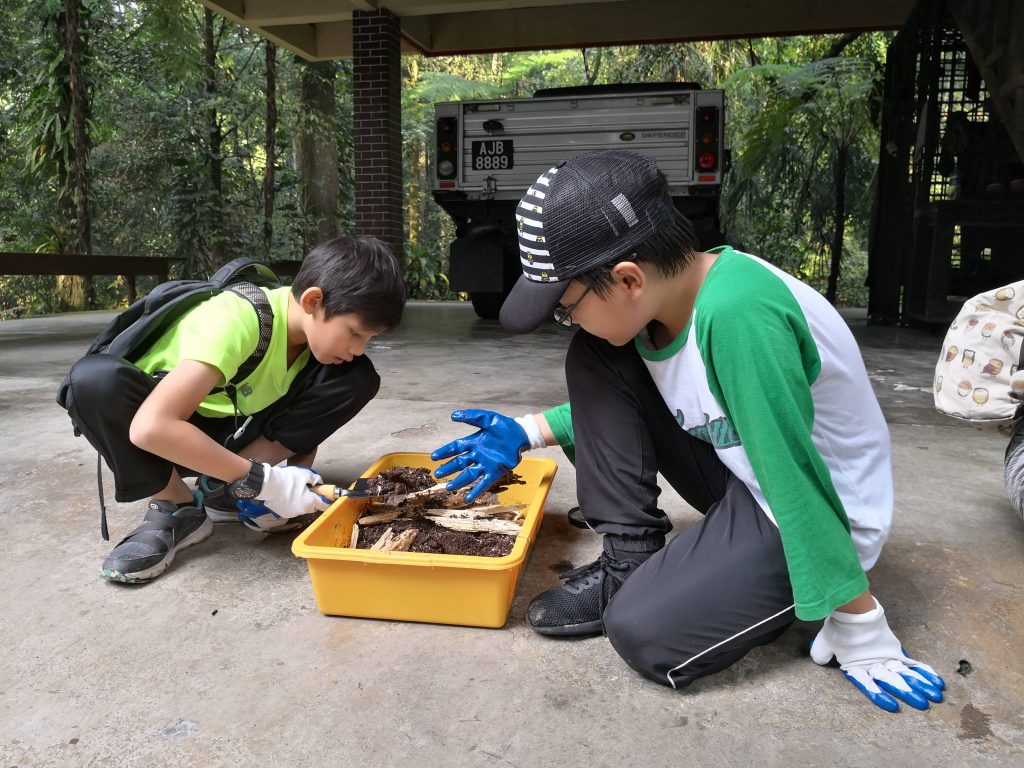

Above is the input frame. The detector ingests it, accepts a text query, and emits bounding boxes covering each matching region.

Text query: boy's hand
[235,463,330,519]
[431,409,536,503]
[810,597,945,712]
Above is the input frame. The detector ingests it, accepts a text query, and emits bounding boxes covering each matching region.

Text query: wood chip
[386,529,418,551]
[368,526,419,551]
[451,502,527,520]
[423,505,526,522]
[349,522,360,549]
[358,509,403,526]
[424,513,523,536]
[386,482,449,505]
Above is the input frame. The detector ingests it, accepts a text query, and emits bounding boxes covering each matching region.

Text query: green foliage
[403,241,452,301]
[722,53,882,297]
[0,6,892,313]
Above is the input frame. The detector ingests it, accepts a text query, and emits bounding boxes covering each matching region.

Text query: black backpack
[58,257,281,412]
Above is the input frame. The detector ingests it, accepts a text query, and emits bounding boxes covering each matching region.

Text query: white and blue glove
[236,464,329,533]
[430,410,545,503]
[810,597,945,712]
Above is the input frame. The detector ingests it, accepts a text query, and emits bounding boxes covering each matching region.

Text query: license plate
[471,140,514,171]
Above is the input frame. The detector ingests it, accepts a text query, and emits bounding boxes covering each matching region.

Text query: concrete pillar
[353,9,404,262]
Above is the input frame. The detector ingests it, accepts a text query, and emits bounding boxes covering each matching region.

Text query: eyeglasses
[553,283,595,326]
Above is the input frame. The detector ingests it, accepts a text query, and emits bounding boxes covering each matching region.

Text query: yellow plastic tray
[292,452,557,628]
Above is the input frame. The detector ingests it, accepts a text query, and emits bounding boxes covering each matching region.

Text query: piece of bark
[385,482,449,506]
[423,503,526,520]
[358,509,403,526]
[424,512,523,535]
[370,526,396,550]
[349,522,360,549]
[368,526,419,551]
[387,529,418,551]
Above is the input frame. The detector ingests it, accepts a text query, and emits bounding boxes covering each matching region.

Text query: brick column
[353,9,404,262]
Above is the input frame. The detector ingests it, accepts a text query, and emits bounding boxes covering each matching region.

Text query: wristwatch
[227,461,265,500]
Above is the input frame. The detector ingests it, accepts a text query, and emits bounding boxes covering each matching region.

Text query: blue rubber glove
[431,409,530,503]
[810,597,945,712]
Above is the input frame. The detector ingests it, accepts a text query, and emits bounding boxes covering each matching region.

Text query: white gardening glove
[810,597,945,712]
[251,463,329,519]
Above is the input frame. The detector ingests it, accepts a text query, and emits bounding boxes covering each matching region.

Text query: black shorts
[62,353,380,502]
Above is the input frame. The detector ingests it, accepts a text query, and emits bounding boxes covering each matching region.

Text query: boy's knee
[342,355,381,406]
[603,598,662,682]
[359,356,381,401]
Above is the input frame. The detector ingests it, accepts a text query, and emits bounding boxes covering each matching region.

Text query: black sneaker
[101,494,213,583]
[196,475,239,523]
[527,533,664,637]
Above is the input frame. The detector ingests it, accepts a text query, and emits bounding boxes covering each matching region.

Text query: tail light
[694,106,720,173]
[436,117,458,180]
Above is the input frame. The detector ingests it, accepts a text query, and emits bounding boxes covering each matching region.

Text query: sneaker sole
[205,508,239,524]
[101,517,214,584]
[527,618,604,637]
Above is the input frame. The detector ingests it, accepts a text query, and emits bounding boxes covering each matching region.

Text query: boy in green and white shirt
[431,150,945,712]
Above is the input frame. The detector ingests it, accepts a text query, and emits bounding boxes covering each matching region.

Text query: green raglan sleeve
[695,266,868,621]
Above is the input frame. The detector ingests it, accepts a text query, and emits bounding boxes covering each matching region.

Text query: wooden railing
[0,253,182,303]
[0,253,305,303]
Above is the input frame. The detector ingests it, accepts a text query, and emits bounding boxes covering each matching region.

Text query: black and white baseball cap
[499,149,673,334]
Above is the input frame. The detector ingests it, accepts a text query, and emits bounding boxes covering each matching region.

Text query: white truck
[432,83,727,318]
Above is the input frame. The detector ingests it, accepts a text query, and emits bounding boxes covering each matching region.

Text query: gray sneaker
[101,494,212,583]
[196,475,240,523]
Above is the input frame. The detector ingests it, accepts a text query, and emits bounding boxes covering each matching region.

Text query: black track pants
[565,330,796,688]
[63,354,380,502]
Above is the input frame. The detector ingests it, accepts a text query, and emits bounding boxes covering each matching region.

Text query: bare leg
[152,468,196,505]
[235,436,317,470]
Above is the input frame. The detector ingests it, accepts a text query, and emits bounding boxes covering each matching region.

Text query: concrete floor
[1,301,1022,768]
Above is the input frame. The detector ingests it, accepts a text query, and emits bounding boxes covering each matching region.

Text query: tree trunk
[582,48,603,85]
[826,143,848,304]
[64,0,92,257]
[203,8,225,269]
[297,60,340,250]
[57,0,92,309]
[263,41,277,257]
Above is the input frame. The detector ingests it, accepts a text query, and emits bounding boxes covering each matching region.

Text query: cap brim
[499,275,567,334]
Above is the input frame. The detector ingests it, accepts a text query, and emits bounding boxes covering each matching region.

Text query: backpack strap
[225,283,274,385]
[217,283,275,431]
[211,258,279,288]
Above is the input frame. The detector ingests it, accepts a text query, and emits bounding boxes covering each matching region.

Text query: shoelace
[559,552,632,586]
[558,552,634,629]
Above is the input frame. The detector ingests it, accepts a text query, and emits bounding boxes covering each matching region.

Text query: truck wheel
[470,291,506,320]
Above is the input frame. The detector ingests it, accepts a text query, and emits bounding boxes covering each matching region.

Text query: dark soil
[357,518,516,558]
[352,466,525,558]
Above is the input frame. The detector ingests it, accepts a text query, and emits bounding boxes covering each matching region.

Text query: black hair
[578,171,699,296]
[291,235,406,330]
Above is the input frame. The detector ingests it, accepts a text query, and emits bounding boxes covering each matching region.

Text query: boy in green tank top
[63,236,405,584]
